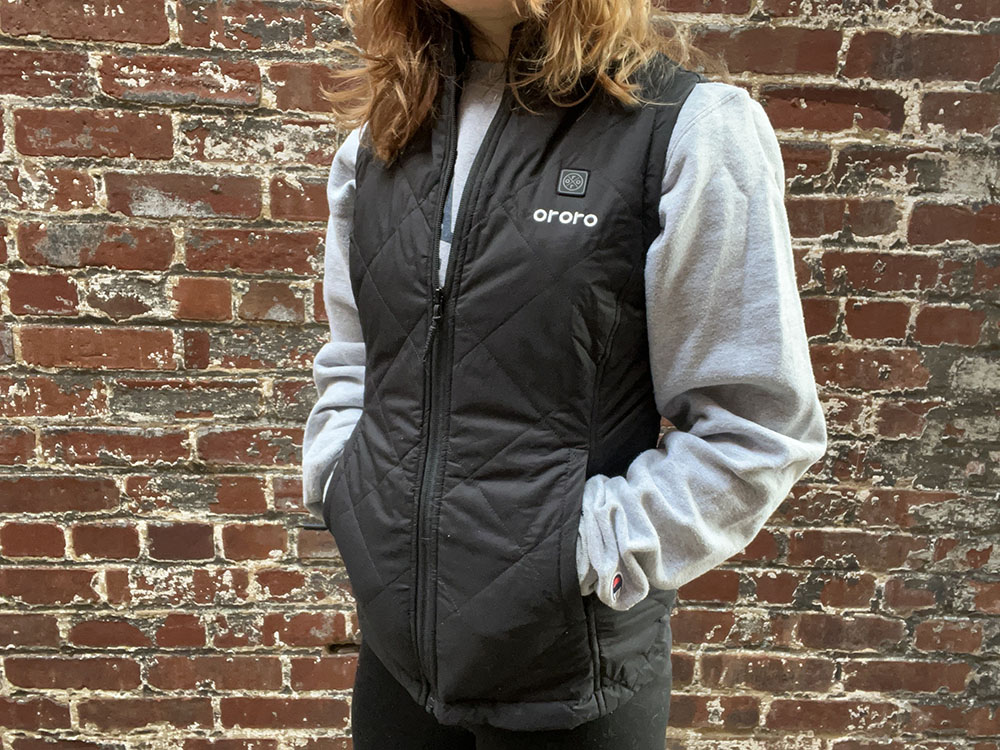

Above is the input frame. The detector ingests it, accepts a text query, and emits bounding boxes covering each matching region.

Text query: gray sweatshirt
[302,59,828,612]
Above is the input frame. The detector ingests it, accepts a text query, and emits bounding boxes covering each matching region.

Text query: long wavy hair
[320,0,732,167]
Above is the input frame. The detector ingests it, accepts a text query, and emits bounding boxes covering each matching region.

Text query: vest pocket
[322,433,385,607]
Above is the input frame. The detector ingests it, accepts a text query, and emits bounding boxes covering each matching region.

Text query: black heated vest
[322,20,706,732]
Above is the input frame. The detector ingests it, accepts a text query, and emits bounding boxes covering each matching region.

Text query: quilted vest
[322,18,706,732]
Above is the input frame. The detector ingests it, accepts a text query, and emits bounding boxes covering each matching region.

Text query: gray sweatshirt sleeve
[301,124,366,522]
[575,82,829,611]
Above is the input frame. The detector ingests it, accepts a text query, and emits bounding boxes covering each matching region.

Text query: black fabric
[351,637,672,750]
[322,17,706,731]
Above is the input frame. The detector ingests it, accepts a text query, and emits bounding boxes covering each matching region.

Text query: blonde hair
[320,0,732,166]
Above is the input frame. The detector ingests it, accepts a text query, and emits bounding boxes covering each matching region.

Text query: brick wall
[1,1,997,748]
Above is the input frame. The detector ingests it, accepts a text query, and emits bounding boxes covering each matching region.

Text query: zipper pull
[421,287,445,362]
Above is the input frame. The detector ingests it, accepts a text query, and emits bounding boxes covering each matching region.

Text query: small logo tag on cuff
[611,572,623,601]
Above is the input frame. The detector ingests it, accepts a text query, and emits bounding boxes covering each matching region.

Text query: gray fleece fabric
[302,61,829,612]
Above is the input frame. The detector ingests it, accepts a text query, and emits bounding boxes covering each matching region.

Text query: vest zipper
[413,71,513,712]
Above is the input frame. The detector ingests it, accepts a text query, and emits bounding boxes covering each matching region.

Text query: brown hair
[320,0,732,166]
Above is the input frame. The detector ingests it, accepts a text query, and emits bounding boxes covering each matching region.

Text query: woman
[302,0,828,747]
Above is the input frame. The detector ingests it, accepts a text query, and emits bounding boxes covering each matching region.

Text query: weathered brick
[173,276,233,321]
[15,108,172,158]
[921,91,1000,134]
[100,54,260,106]
[185,228,321,275]
[106,172,261,219]
[0,522,66,557]
[761,85,905,132]
[909,202,1000,245]
[7,271,79,316]
[238,280,304,322]
[845,32,1000,82]
[20,325,175,370]
[0,49,90,98]
[18,221,175,270]
[1,0,169,43]
[5,656,141,690]
[694,27,841,74]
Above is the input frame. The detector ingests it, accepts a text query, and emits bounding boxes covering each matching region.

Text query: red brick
[0,426,35,465]
[100,54,260,107]
[788,529,929,570]
[883,575,939,613]
[0,476,119,513]
[148,522,215,561]
[260,611,351,648]
[177,1,338,50]
[905,703,1000,736]
[695,27,841,74]
[0,695,70,730]
[670,606,736,644]
[238,280,304,322]
[269,175,328,221]
[106,172,261,219]
[787,198,899,238]
[821,250,962,294]
[5,166,96,211]
[796,613,906,651]
[845,32,1000,82]
[197,427,301,467]
[748,570,802,604]
[20,325,174,370]
[0,522,65,557]
[766,698,901,732]
[40,427,189,466]
[0,567,101,604]
[922,91,1000,134]
[802,296,839,337]
[817,572,878,608]
[186,228,320,274]
[842,658,970,693]
[931,0,995,19]
[914,618,983,653]
[913,304,987,346]
[0,375,106,419]
[72,524,141,560]
[844,298,910,340]
[665,694,760,729]
[7,271,79,315]
[68,618,151,648]
[909,202,1000,245]
[1,0,168,43]
[221,523,288,560]
[5,656,141,690]
[270,62,338,112]
[701,653,835,692]
[0,49,90,98]
[810,344,930,390]
[0,613,61,647]
[77,697,213,731]
[155,613,206,647]
[290,652,358,691]
[969,580,1000,615]
[148,655,282,690]
[219,696,350,730]
[761,85,905,132]
[18,221,175,270]
[15,108,172,158]
[677,569,740,602]
[173,277,233,321]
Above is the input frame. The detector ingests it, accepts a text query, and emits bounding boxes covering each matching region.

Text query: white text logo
[532,208,599,227]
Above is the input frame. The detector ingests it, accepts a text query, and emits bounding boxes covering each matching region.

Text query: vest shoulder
[629,52,708,107]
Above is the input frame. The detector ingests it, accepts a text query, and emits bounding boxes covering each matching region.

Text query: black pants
[350,638,672,750]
